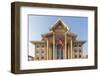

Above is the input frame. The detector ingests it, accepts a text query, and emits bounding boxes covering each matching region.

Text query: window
[36,51,39,53]
[74,44,77,47]
[79,44,81,47]
[41,56,44,59]
[36,45,39,48]
[36,57,39,60]
[41,50,44,53]
[41,44,44,48]
[79,49,81,52]
[74,55,77,58]
[79,55,81,58]
[74,49,77,52]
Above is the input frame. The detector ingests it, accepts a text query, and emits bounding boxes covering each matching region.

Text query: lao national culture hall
[31,19,86,60]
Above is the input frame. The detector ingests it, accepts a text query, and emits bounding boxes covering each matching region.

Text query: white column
[53,32,55,59]
[64,32,67,59]
[47,39,49,60]
[70,39,73,59]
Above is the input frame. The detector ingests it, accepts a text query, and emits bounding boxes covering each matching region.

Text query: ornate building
[31,19,86,60]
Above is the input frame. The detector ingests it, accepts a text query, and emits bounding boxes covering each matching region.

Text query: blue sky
[29,15,88,53]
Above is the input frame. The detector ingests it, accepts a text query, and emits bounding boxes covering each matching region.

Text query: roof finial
[58,18,62,21]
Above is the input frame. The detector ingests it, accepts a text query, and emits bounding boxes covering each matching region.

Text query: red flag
[58,39,64,48]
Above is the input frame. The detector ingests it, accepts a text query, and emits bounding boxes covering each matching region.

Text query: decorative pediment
[50,19,70,32]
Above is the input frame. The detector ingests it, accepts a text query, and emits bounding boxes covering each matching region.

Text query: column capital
[53,32,55,35]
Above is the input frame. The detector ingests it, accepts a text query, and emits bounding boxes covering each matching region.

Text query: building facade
[31,19,86,60]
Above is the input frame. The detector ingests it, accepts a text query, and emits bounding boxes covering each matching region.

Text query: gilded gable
[50,19,69,33]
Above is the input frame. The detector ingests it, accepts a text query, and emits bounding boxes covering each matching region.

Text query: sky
[28,15,88,56]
